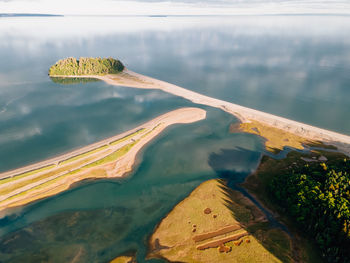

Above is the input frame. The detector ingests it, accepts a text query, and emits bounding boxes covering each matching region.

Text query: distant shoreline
[0,13,63,17]
[51,69,350,156]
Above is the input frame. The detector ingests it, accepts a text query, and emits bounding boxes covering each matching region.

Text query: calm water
[0,15,349,262]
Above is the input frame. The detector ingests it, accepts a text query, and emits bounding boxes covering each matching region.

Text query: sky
[0,0,350,15]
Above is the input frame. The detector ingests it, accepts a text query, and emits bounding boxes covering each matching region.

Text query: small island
[49,57,124,76]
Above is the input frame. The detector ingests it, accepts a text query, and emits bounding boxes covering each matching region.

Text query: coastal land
[148,179,296,263]
[48,61,350,261]
[148,149,349,262]
[110,255,136,263]
[51,69,350,156]
[0,107,206,214]
[2,58,343,262]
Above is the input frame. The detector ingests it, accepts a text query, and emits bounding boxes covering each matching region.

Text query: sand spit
[0,107,206,212]
[51,70,350,155]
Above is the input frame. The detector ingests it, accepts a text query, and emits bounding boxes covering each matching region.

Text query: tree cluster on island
[269,157,350,262]
[49,57,124,76]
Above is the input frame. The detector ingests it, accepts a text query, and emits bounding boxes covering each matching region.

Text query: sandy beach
[51,70,350,156]
[0,107,206,213]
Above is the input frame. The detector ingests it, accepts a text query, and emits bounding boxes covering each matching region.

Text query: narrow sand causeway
[0,108,206,213]
[61,69,350,156]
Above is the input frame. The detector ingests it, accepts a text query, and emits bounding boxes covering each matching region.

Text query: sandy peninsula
[0,107,206,213]
[51,69,350,156]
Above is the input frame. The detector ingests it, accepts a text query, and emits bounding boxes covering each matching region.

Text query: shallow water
[0,107,264,262]
[0,15,349,262]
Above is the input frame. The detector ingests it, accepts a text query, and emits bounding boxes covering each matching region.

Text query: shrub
[49,57,124,76]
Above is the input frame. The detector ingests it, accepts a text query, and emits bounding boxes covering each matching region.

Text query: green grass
[1,167,84,204]
[140,123,162,139]
[85,140,138,169]
[149,179,292,263]
[0,164,56,185]
[1,124,158,205]
[0,127,149,189]
[7,138,142,200]
[109,128,146,146]
[1,133,141,200]
[59,145,109,165]
[85,124,161,169]
[0,156,97,196]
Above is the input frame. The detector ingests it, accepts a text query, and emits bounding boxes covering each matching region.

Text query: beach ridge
[51,70,350,155]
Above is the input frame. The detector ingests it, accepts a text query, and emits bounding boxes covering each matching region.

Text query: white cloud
[0,0,350,15]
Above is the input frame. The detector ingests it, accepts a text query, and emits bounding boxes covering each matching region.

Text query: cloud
[0,0,350,15]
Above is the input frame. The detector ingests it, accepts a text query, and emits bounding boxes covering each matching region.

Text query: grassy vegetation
[1,166,86,205]
[59,145,109,165]
[0,156,98,196]
[149,179,293,263]
[140,123,162,139]
[1,167,110,206]
[236,120,308,152]
[85,141,138,169]
[109,256,136,263]
[49,57,124,76]
[2,136,145,205]
[84,126,158,169]
[0,123,159,208]
[110,128,146,146]
[1,129,147,199]
[3,136,142,201]
[0,164,56,185]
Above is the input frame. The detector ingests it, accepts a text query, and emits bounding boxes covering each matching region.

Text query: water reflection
[0,108,263,263]
[2,16,349,134]
[0,15,349,262]
[0,81,192,171]
[49,77,100,85]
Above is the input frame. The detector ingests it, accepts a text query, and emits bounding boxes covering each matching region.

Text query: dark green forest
[49,57,124,76]
[269,157,350,262]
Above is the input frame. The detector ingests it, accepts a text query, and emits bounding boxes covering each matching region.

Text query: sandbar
[0,107,206,213]
[51,70,350,156]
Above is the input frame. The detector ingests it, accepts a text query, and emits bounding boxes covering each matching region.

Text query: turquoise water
[0,107,263,262]
[0,16,349,262]
[0,80,193,171]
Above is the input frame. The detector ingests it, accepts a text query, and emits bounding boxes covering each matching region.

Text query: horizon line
[2,13,350,17]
